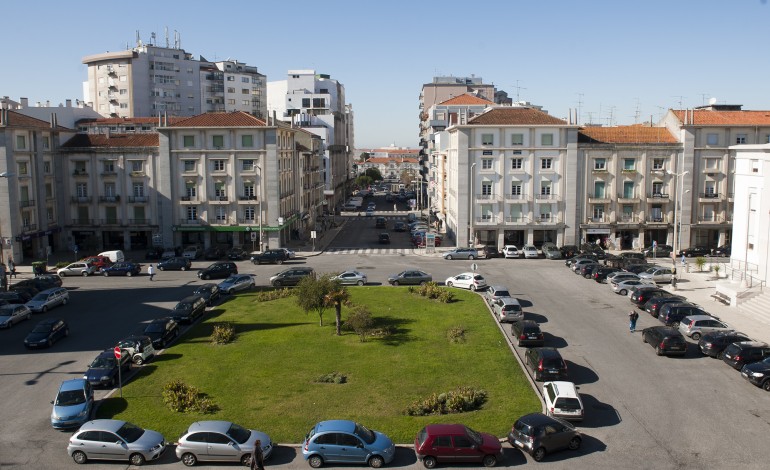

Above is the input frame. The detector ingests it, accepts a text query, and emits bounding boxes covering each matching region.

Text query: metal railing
[19,199,35,208]
[71,219,96,226]
[71,196,92,203]
[128,219,150,225]
[99,196,120,203]
[128,196,148,203]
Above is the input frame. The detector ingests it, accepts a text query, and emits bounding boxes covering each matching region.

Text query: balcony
[102,218,120,226]
[19,199,35,208]
[504,193,527,202]
[504,216,528,224]
[698,192,722,202]
[128,218,150,225]
[475,193,498,202]
[179,218,206,225]
[128,196,148,203]
[646,215,668,224]
[617,193,638,204]
[71,219,97,226]
[71,196,92,203]
[587,215,609,223]
[99,196,120,203]
[21,224,37,233]
[698,215,724,223]
[180,195,198,203]
[130,171,145,177]
[209,217,237,226]
[538,214,560,224]
[617,214,641,224]
[210,195,229,204]
[475,216,498,225]
[238,218,260,225]
[101,171,117,177]
[238,195,258,203]
[535,193,558,201]
[72,169,89,177]
[646,192,670,202]
[587,192,611,204]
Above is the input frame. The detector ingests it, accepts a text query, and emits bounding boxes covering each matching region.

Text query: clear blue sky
[3,0,769,148]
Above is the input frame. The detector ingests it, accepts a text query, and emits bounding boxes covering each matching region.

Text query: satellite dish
[709,97,717,105]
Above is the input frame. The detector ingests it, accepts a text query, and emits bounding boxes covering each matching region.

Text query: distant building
[2,96,101,129]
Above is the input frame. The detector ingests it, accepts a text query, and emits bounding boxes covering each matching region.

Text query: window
[433,436,452,447]
[16,135,26,149]
[650,204,663,222]
[133,183,145,197]
[47,207,54,222]
[452,435,474,448]
[541,158,553,170]
[76,183,88,197]
[213,160,225,171]
[652,158,664,171]
[302,98,311,108]
[183,135,195,147]
[104,183,115,197]
[212,135,224,148]
[241,159,254,171]
[241,135,254,147]
[705,158,720,170]
[18,162,28,175]
[481,158,493,170]
[593,205,605,221]
[215,207,227,221]
[622,205,634,221]
[214,182,226,198]
[541,133,554,146]
[42,136,50,150]
[511,133,524,145]
[43,161,51,174]
[103,161,115,173]
[244,206,255,221]
[539,205,552,221]
[227,87,235,93]
[594,181,605,198]
[481,134,494,146]
[707,133,718,145]
[594,158,606,170]
[511,183,522,196]
[185,183,197,198]
[652,182,663,196]
[226,76,235,81]
[540,182,552,196]
[130,160,143,172]
[312,98,325,108]
[623,159,635,170]
[481,182,493,197]
[119,103,128,109]
[704,182,716,196]
[623,181,635,199]
[243,183,255,198]
[183,160,196,172]
[45,183,53,199]
[186,206,198,221]
[736,134,747,144]
[75,161,87,174]
[480,204,493,221]
[119,88,128,95]
[227,99,236,105]
[511,158,523,170]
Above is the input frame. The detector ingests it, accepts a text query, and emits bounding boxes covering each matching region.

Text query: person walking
[250,439,265,470]
[629,310,639,333]
[7,258,16,279]
[147,264,156,281]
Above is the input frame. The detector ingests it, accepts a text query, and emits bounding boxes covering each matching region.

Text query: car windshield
[56,389,86,406]
[495,290,510,297]
[227,422,251,444]
[0,306,16,315]
[32,324,52,333]
[463,426,483,445]
[173,303,190,311]
[89,357,115,369]
[31,293,49,301]
[145,323,164,333]
[354,423,376,445]
[223,276,238,283]
[116,422,145,443]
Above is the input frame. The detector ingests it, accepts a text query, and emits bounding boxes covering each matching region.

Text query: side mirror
[50,400,54,405]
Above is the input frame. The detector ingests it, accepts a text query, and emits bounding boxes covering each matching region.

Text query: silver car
[67,419,166,465]
[57,262,97,277]
[485,285,512,305]
[638,266,674,284]
[333,270,368,286]
[218,274,256,294]
[678,315,731,340]
[443,247,478,260]
[176,420,273,466]
[0,304,31,328]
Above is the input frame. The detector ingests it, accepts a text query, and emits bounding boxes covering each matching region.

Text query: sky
[3,0,770,149]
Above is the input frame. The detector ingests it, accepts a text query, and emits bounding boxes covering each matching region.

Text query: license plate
[513,439,522,447]
[725,354,732,359]
[548,370,558,374]
[527,335,537,339]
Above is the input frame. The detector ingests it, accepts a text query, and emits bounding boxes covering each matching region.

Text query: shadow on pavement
[578,393,621,428]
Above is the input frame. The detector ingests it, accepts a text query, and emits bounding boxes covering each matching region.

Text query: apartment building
[200,59,266,117]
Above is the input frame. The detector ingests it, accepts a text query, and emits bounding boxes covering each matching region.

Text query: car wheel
[470,285,477,291]
[103,271,109,277]
[568,436,582,450]
[181,452,197,466]
[308,454,323,468]
[691,332,702,341]
[276,259,283,265]
[62,298,68,305]
[72,450,87,464]
[392,281,399,286]
[126,271,133,277]
[717,350,725,360]
[584,274,591,279]
[42,305,48,313]
[203,274,210,280]
[445,255,453,260]
[181,266,187,271]
[642,334,647,343]
[420,281,428,286]
[357,280,364,286]
[619,289,627,296]
[468,255,475,260]
[129,453,146,466]
[422,456,437,469]
[64,328,70,337]
[158,266,165,271]
[240,454,251,465]
[368,455,385,468]
[482,454,497,467]
[655,346,663,356]
[672,321,680,328]
[447,281,454,287]
[532,447,547,462]
[762,379,770,392]
[81,271,88,277]
[60,272,67,277]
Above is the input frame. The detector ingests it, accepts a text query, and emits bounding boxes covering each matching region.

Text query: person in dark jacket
[250,440,264,470]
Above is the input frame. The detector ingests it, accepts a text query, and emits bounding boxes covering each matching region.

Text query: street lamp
[468,162,477,246]
[668,169,689,281]
[256,165,264,252]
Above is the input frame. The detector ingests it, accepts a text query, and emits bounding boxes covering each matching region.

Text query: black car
[679,246,710,257]
[101,262,142,277]
[375,217,387,229]
[226,248,248,260]
[642,244,673,257]
[722,341,770,370]
[643,295,687,318]
[269,267,315,287]
[699,331,752,358]
[525,348,568,381]
[625,263,657,274]
[511,320,545,347]
[378,233,391,244]
[641,326,687,356]
[560,245,579,259]
[204,246,226,260]
[83,349,131,388]
[508,413,582,462]
[712,244,731,257]
[578,263,600,278]
[741,357,770,391]
[0,290,33,304]
[197,261,238,280]
[193,283,221,306]
[250,249,288,265]
[580,243,606,259]
[393,221,407,232]
[592,266,620,283]
[157,256,192,271]
[658,303,709,327]
[171,295,207,324]
[14,276,62,292]
[630,288,675,306]
[24,318,69,349]
[481,246,501,258]
[142,317,179,349]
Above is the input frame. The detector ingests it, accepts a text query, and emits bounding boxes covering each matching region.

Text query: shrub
[211,323,235,345]
[405,386,488,416]
[55,261,70,269]
[344,306,374,342]
[255,288,293,302]
[411,282,453,302]
[315,371,348,384]
[162,379,216,413]
[695,256,707,272]
[447,325,466,343]
[437,290,455,303]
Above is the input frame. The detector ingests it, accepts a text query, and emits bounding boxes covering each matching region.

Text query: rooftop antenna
[576,93,584,125]
[512,80,527,101]
[585,111,595,125]
[165,27,169,48]
[672,95,685,110]
[150,32,156,46]
[135,30,141,47]
[633,98,641,124]
[175,30,180,49]
[699,93,710,106]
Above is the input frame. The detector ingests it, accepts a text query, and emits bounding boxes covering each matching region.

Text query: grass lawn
[97,287,540,443]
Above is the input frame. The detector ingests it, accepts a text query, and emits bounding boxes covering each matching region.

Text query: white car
[543,381,584,421]
[607,273,641,287]
[638,266,674,284]
[278,248,296,259]
[523,245,539,259]
[502,245,522,258]
[444,272,488,291]
[57,262,97,277]
[612,279,650,296]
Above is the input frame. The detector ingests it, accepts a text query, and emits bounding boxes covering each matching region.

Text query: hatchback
[543,381,584,421]
[333,270,368,286]
[51,378,94,429]
[570,258,596,272]
[414,424,503,468]
[741,357,770,391]
[197,261,238,280]
[393,221,407,232]
[612,279,649,296]
[0,304,31,328]
[592,266,620,282]
[192,283,220,306]
[388,270,432,286]
[525,348,568,381]
[481,246,501,259]
[698,331,751,358]
[492,297,524,323]
[631,287,674,306]
[445,272,487,291]
[251,249,288,265]
[375,217,387,229]
[270,268,314,287]
[641,326,687,356]
[638,266,674,284]
[559,245,580,258]
[443,248,478,260]
[116,335,156,365]
[157,256,192,271]
[171,295,207,323]
[219,274,257,294]
[378,233,391,244]
[511,320,545,347]
[101,262,142,277]
[83,349,131,388]
[25,287,69,313]
[658,303,709,327]
[578,262,600,278]
[679,246,710,257]
[24,318,69,348]
[67,419,166,466]
[0,290,32,304]
[508,413,582,462]
[678,315,730,340]
[176,420,273,467]
[142,317,179,349]
[523,245,539,259]
[541,243,562,260]
[722,341,770,370]
[302,420,395,468]
[57,262,97,277]
[502,245,522,258]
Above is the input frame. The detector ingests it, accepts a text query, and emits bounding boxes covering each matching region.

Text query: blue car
[302,420,395,468]
[51,379,94,429]
[102,262,142,277]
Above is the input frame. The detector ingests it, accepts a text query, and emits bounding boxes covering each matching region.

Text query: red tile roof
[78,117,183,125]
[439,94,494,106]
[1,110,70,130]
[672,110,770,126]
[467,107,567,126]
[365,157,419,164]
[578,126,678,144]
[168,111,267,127]
[61,133,159,148]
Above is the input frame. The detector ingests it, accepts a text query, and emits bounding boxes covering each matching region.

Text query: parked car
[592,267,620,283]
[559,245,579,258]
[511,320,545,347]
[116,335,156,365]
[193,283,221,306]
[638,266,675,284]
[16,275,62,291]
[541,243,562,260]
[484,285,512,305]
[0,304,32,328]
[219,274,257,293]
[612,279,649,296]
[525,348,568,381]
[378,233,391,244]
[375,216,387,229]
[101,262,142,277]
[270,268,314,287]
[50,378,94,429]
[698,331,752,358]
[176,420,273,467]
[607,271,640,283]
[523,245,539,259]
[197,261,238,280]
[171,295,207,324]
[492,297,524,323]
[302,420,395,468]
[565,254,598,268]
[508,413,582,462]
[24,318,69,349]
[481,246,501,259]
[25,287,69,313]
[445,272,487,291]
[642,244,673,257]
[543,381,584,421]
[57,262,97,277]
[443,247,478,260]
[630,287,675,306]
[157,256,192,271]
[365,208,375,217]
[712,244,732,257]
[83,349,131,388]
[333,270,368,286]
[142,317,179,349]
[227,247,249,260]
[644,295,687,318]
[278,248,296,259]
[679,246,711,257]
[658,303,709,327]
[722,341,770,369]
[577,262,600,278]
[80,255,113,271]
[393,221,407,232]
[641,326,688,356]
[581,243,606,259]
[502,245,522,259]
[388,270,432,286]
[678,315,730,340]
[67,419,166,466]
[414,424,503,468]
[251,249,288,265]
[0,290,32,304]
[183,245,203,260]
[741,357,770,391]
[625,263,658,274]
[203,246,226,260]
[571,259,598,273]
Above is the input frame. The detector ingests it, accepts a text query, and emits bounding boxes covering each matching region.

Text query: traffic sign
[471,263,478,272]
[113,346,122,360]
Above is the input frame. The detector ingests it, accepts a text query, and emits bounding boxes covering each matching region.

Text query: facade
[442,106,580,248]
[199,60,266,117]
[2,97,101,129]
[358,156,420,181]
[577,126,681,250]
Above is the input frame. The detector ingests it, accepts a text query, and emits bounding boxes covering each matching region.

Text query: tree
[325,288,351,336]
[364,168,383,181]
[355,175,373,188]
[295,275,339,326]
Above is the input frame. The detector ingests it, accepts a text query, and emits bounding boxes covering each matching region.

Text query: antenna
[633,98,641,124]
[165,27,169,48]
[511,80,527,101]
[175,30,180,49]
[606,106,616,126]
[576,93,584,125]
[150,32,156,46]
[672,95,685,110]
[699,93,710,106]
[135,30,140,47]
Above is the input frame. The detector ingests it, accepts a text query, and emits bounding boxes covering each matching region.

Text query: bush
[344,306,374,342]
[162,379,216,413]
[405,386,488,416]
[55,261,70,269]
[437,290,455,303]
[447,325,466,343]
[255,288,293,302]
[410,282,454,302]
[315,371,348,384]
[695,256,707,272]
[211,323,235,345]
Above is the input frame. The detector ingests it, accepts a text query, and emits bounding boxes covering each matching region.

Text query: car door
[542,423,569,451]
[337,432,367,463]
[313,432,342,462]
[450,434,479,462]
[98,431,130,460]
[182,432,208,459]
[206,431,239,461]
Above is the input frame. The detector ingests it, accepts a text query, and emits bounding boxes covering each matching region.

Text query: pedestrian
[681,254,686,266]
[629,310,639,333]
[250,439,265,470]
[7,258,16,279]
[148,264,156,281]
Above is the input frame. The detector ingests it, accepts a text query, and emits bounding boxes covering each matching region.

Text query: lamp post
[668,169,689,282]
[468,162,477,247]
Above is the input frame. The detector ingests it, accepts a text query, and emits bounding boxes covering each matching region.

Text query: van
[25,287,69,313]
[97,250,125,263]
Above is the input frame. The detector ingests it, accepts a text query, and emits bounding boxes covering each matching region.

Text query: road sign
[471,263,478,272]
[113,346,122,360]
[250,232,257,241]
[311,231,317,239]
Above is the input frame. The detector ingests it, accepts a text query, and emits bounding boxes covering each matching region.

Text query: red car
[414,424,503,468]
[412,234,443,247]
[80,255,112,271]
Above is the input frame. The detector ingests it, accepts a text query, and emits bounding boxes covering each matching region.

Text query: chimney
[66,99,72,107]
[0,109,7,126]
[20,97,28,107]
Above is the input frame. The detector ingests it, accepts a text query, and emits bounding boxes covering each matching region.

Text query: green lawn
[98,287,540,443]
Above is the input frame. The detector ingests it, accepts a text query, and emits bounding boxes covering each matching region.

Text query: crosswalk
[323,247,425,255]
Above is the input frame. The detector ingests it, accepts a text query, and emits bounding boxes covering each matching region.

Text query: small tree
[355,175,373,188]
[695,256,707,272]
[295,274,339,326]
[344,306,374,342]
[364,168,383,181]
[325,288,350,336]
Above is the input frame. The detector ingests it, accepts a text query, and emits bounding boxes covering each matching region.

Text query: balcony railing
[72,169,89,176]
[475,193,497,200]
[128,196,148,203]
[19,199,35,208]
[646,215,668,224]
[71,196,92,203]
[239,195,258,201]
[21,224,37,232]
[211,195,229,201]
[181,195,198,202]
[535,193,557,200]
[101,171,117,177]
[128,219,150,225]
[99,196,120,203]
[71,219,96,226]
[539,214,559,223]
[699,192,720,199]
[698,215,724,223]
[102,218,120,225]
[209,217,236,225]
[238,218,260,225]
[179,218,206,225]
[505,216,528,223]
[505,193,526,201]
[617,214,640,223]
[588,215,609,223]
[647,192,669,199]
[475,216,498,224]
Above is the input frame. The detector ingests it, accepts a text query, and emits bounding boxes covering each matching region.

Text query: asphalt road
[1,215,768,469]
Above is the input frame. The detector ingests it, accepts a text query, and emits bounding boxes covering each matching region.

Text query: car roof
[545,381,579,397]
[733,341,769,348]
[489,285,509,291]
[684,314,718,322]
[498,297,521,305]
[36,318,62,326]
[78,419,126,432]
[315,419,356,433]
[185,420,234,434]
[516,412,560,426]
[423,423,468,434]
[534,347,561,357]
[59,378,88,392]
